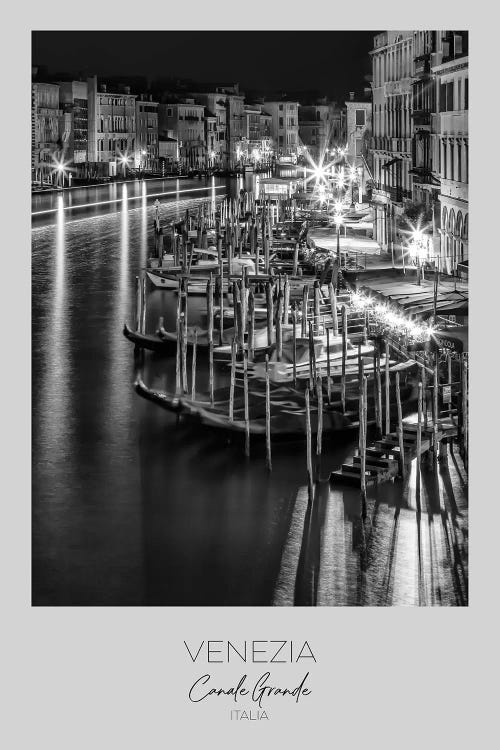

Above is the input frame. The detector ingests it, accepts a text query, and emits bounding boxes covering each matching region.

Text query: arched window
[448,209,455,235]
[448,209,456,269]
[456,212,464,263]
[463,214,468,240]
[442,206,448,232]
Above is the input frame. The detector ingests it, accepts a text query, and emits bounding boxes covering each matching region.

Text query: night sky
[32,30,378,100]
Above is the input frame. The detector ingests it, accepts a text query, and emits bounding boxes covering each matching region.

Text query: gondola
[134,372,417,439]
[122,322,176,353]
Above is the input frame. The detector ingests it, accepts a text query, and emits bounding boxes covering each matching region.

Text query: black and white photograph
[31,27,470,607]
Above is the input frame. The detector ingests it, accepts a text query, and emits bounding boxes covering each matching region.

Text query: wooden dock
[330,416,458,488]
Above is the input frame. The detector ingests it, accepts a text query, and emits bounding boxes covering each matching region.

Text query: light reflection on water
[32,178,468,606]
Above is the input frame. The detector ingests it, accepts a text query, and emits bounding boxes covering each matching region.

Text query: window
[447,82,454,110]
[465,78,468,109]
[457,143,462,181]
[439,82,454,112]
[279,104,283,111]
[279,117,283,127]
[355,139,363,156]
[449,142,454,180]
[457,79,462,110]
[167,108,173,116]
[442,140,447,177]
[355,109,366,126]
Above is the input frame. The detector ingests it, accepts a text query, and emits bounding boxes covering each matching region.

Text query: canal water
[32,176,468,606]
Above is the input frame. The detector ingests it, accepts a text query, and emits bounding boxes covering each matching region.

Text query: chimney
[100,83,107,93]
[349,92,354,101]
[124,86,131,95]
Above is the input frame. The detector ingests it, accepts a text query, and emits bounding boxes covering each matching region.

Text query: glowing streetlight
[333,210,344,264]
[348,165,358,207]
[120,153,130,178]
[408,229,429,285]
[52,159,69,188]
[357,166,363,204]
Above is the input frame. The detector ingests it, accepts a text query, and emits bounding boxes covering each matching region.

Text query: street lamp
[53,159,68,188]
[349,165,357,208]
[357,165,363,204]
[120,154,130,179]
[141,149,147,177]
[333,209,344,265]
[408,229,429,285]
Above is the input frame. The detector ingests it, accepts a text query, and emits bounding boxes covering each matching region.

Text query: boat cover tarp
[432,327,468,353]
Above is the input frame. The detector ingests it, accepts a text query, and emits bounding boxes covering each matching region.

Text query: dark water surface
[32,177,468,606]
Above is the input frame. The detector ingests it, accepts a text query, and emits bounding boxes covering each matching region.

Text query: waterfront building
[158,99,205,169]
[158,134,179,174]
[135,95,159,173]
[204,110,218,167]
[344,91,372,202]
[432,31,469,272]
[242,104,273,165]
[87,76,136,177]
[192,86,246,168]
[189,93,229,167]
[262,100,300,160]
[58,81,88,178]
[369,31,414,249]
[32,82,62,184]
[298,101,345,164]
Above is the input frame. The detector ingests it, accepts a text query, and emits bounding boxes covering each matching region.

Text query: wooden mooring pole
[341,305,347,413]
[292,305,297,387]
[175,279,182,394]
[229,337,236,422]
[329,282,338,335]
[191,329,197,401]
[301,285,309,338]
[135,275,142,333]
[243,351,250,458]
[326,326,331,404]
[416,381,423,500]
[384,338,390,434]
[207,275,214,406]
[265,354,272,471]
[316,375,323,457]
[181,280,188,393]
[248,288,255,361]
[305,387,313,503]
[395,371,405,479]
[266,281,274,346]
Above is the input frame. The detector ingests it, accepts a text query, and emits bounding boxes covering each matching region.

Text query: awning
[381,157,402,169]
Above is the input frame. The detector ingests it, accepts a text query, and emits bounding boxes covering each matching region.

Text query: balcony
[409,166,435,186]
[385,186,412,203]
[411,109,431,126]
[413,54,431,78]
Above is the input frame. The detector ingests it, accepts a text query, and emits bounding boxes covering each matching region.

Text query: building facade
[241,104,273,164]
[195,87,246,167]
[58,81,88,176]
[370,31,414,249]
[298,102,345,164]
[135,95,159,173]
[262,101,299,160]
[158,100,205,169]
[432,31,469,272]
[32,82,62,183]
[87,76,136,177]
[345,93,373,195]
[158,134,179,173]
